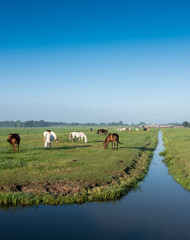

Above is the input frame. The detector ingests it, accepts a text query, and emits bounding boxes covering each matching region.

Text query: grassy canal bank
[0,127,158,205]
[161,128,190,191]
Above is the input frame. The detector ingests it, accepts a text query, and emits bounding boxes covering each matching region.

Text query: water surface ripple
[1,131,190,240]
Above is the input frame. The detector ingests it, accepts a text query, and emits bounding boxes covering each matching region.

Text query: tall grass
[161,128,190,190]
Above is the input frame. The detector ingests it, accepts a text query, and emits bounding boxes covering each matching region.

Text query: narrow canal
[1,131,190,240]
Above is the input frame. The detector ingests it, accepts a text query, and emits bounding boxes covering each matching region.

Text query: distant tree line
[1,120,185,128]
[167,122,183,126]
[0,120,132,128]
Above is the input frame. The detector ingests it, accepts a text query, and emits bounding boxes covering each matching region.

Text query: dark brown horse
[97,129,108,135]
[7,133,20,153]
[143,127,149,131]
[104,133,122,150]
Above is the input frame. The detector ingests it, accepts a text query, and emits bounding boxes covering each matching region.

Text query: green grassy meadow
[161,128,190,190]
[0,127,158,205]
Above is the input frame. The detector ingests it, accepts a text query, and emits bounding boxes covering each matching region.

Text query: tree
[183,121,189,127]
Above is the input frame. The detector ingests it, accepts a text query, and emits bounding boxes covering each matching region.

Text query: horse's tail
[69,133,72,141]
[118,136,123,144]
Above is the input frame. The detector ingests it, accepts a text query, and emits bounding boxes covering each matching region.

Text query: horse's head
[103,142,108,149]
[7,134,12,143]
[55,137,58,143]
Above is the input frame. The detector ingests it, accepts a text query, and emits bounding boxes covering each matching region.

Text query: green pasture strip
[161,128,190,190]
[0,127,158,205]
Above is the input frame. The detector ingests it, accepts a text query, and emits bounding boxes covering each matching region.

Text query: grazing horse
[126,128,132,132]
[135,128,139,132]
[7,133,20,153]
[96,129,103,134]
[69,132,87,143]
[97,129,108,135]
[104,133,122,150]
[43,130,58,148]
[117,127,128,132]
[143,127,149,131]
[90,128,93,132]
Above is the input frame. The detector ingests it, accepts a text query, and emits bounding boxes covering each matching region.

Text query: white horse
[117,128,127,132]
[43,130,58,148]
[135,128,139,132]
[69,132,87,143]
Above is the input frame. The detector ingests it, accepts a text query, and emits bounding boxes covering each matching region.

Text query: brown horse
[7,133,20,153]
[104,133,122,150]
[97,129,108,135]
[143,127,149,131]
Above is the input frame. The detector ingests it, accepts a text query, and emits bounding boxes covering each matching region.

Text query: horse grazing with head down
[117,127,127,132]
[7,133,20,153]
[97,129,108,135]
[69,132,88,143]
[104,133,122,150]
[43,130,58,148]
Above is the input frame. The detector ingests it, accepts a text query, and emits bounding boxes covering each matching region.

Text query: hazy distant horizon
[1,0,190,123]
[0,119,185,126]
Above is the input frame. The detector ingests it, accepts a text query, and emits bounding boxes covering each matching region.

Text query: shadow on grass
[120,146,154,151]
[4,145,93,153]
[44,145,93,150]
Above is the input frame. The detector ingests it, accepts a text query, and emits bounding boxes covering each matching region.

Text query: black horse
[7,133,21,153]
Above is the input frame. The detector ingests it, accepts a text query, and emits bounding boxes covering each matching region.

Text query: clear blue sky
[1,0,190,123]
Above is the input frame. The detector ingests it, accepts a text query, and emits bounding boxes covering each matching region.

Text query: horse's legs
[112,142,113,149]
[106,140,109,149]
[114,141,115,150]
[14,144,16,153]
[117,140,118,150]
[18,143,19,152]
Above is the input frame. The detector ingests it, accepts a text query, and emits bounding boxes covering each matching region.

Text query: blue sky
[1,0,190,123]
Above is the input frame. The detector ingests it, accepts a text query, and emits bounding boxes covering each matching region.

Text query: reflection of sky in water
[1,131,190,240]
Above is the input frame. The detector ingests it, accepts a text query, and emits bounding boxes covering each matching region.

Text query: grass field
[0,127,158,205]
[161,128,190,191]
